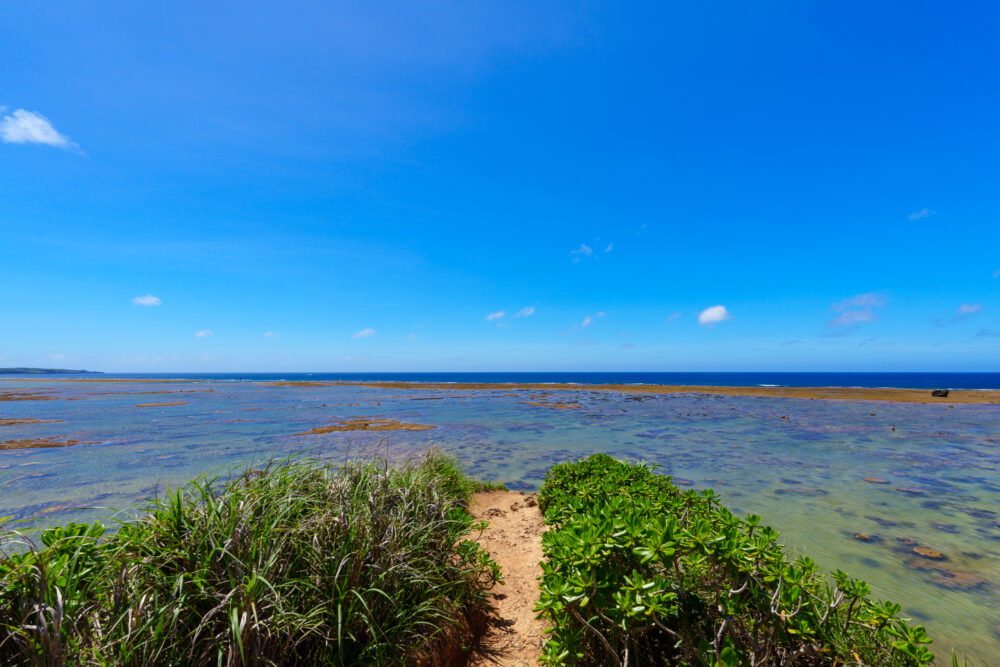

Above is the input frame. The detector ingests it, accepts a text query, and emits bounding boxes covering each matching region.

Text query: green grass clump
[0,452,501,665]
[535,454,936,666]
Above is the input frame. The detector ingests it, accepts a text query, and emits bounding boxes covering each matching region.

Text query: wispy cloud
[832,292,889,311]
[953,303,982,322]
[195,330,213,338]
[132,294,162,307]
[665,312,681,323]
[353,328,377,339]
[993,268,1000,279]
[698,305,731,327]
[484,311,505,322]
[514,306,535,318]
[826,292,888,332]
[404,333,418,341]
[908,208,935,221]
[263,331,277,338]
[828,309,877,327]
[604,243,614,253]
[570,244,593,262]
[1,109,77,149]
[575,312,605,330]
[976,329,1000,338]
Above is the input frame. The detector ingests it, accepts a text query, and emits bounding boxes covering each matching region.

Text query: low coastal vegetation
[535,454,937,666]
[0,452,502,665]
[0,451,958,665]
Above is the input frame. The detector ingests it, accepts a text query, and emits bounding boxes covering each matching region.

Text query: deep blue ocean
[14,371,1000,389]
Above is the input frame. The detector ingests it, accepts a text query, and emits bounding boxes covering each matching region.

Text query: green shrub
[535,454,935,666]
[0,452,501,665]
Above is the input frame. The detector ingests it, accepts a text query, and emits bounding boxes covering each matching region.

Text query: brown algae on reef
[0,419,64,426]
[295,418,436,435]
[134,402,190,407]
[0,437,90,450]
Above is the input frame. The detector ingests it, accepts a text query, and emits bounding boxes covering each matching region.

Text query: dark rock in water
[931,389,950,397]
[896,537,918,545]
[781,478,802,485]
[854,533,880,542]
[864,476,890,484]
[913,546,947,560]
[931,570,988,591]
[922,500,947,510]
[931,521,959,533]
[968,508,997,519]
[774,487,828,497]
[867,515,900,528]
[896,487,926,496]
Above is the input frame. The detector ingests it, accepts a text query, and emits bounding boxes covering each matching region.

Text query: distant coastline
[0,368,100,375]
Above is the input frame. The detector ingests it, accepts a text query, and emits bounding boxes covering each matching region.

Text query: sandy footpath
[469,490,548,667]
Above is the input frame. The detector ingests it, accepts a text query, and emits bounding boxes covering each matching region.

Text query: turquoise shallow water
[1,379,998,663]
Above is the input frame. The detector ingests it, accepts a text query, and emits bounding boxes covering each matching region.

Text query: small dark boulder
[931,389,950,398]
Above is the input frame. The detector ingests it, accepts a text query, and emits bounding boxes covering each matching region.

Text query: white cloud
[570,244,593,262]
[515,306,535,318]
[263,331,277,338]
[908,208,935,221]
[832,292,889,311]
[195,330,213,338]
[826,292,889,331]
[1,109,76,149]
[698,305,731,327]
[957,303,982,315]
[132,294,162,307]
[952,303,983,323]
[353,328,377,339]
[574,311,605,330]
[485,311,505,322]
[827,309,877,327]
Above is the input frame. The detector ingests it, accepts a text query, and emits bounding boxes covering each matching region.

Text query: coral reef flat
[0,376,998,662]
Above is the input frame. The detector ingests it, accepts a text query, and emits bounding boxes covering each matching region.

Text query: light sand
[469,490,547,667]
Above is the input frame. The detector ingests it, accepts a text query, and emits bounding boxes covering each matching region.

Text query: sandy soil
[469,490,548,667]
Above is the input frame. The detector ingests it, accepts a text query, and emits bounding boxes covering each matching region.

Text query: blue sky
[2,1,999,372]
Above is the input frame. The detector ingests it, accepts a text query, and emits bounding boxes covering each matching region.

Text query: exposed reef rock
[295,418,436,435]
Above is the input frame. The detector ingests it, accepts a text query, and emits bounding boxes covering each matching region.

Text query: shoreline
[3,377,1000,404]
